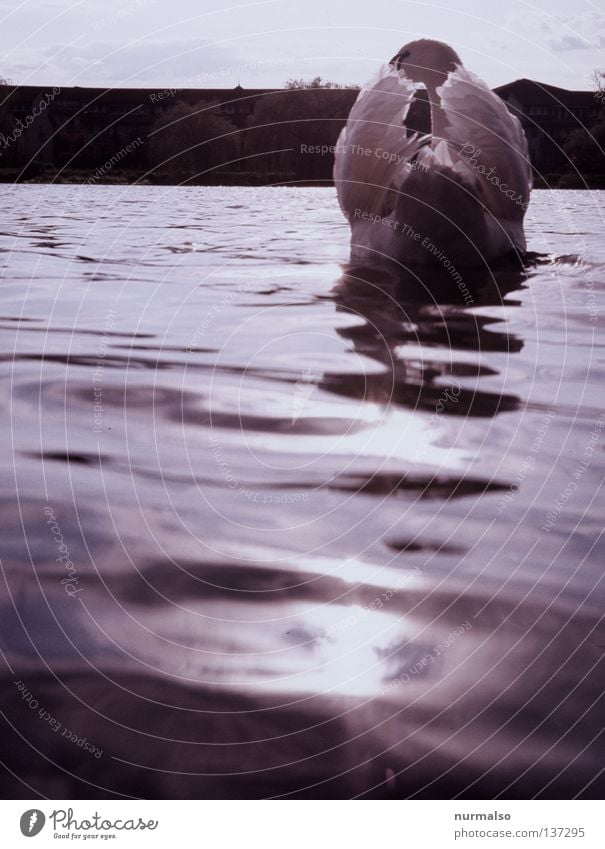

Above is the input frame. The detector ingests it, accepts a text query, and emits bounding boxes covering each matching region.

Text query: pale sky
[1,0,604,91]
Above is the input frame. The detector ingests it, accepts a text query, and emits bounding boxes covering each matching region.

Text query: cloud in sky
[1,0,603,90]
[547,15,605,53]
[551,34,604,52]
[508,9,605,53]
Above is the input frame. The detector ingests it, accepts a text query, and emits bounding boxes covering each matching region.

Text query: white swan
[334,39,532,267]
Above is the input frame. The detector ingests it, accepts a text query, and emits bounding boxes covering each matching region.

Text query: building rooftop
[494,78,598,109]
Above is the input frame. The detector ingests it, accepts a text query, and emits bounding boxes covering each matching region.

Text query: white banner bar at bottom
[0,799,602,849]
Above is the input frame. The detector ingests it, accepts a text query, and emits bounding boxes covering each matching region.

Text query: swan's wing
[439,67,532,221]
[334,66,425,219]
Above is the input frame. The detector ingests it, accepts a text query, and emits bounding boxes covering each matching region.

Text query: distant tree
[0,78,15,167]
[590,69,605,98]
[562,71,605,178]
[149,101,237,179]
[284,77,360,90]
[563,117,605,176]
[249,87,357,180]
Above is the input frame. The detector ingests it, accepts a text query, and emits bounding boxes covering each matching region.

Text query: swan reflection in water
[323,255,528,420]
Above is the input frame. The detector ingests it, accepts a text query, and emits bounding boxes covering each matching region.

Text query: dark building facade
[0,84,283,176]
[494,79,603,179]
[0,79,601,184]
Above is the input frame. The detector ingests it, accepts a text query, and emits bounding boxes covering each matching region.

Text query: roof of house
[494,78,598,108]
[0,84,356,107]
[0,84,283,112]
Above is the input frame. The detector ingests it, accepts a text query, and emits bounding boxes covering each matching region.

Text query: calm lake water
[0,185,603,799]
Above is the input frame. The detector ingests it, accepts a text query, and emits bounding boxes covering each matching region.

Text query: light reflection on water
[0,185,604,798]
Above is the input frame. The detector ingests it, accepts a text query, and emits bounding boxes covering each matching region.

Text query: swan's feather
[439,67,532,221]
[334,66,421,219]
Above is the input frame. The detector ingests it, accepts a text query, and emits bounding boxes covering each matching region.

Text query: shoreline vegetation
[3,170,604,189]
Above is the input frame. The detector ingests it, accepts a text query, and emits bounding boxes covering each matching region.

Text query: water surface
[0,185,603,798]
